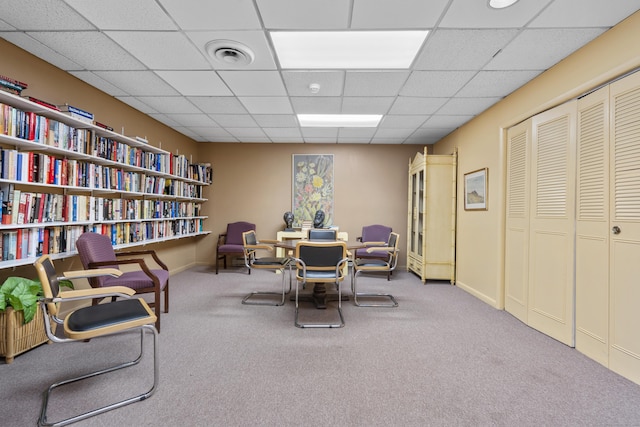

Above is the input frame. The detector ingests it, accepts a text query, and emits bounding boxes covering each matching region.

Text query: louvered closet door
[575,86,610,366]
[609,71,640,383]
[505,120,531,322]
[528,101,577,346]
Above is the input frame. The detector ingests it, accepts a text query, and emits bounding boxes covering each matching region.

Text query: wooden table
[274,239,365,309]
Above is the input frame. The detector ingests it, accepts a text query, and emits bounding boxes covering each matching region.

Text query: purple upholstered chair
[76,232,169,332]
[215,221,256,274]
[355,224,393,279]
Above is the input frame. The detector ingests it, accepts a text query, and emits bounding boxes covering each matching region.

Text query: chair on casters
[355,224,393,280]
[33,255,158,427]
[76,232,169,332]
[292,240,349,328]
[241,230,292,306]
[216,221,256,274]
[351,232,400,307]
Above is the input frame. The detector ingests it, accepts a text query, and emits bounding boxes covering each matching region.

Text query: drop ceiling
[0,0,638,144]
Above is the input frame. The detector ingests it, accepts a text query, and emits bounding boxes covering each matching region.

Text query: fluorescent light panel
[298,114,382,127]
[271,31,429,69]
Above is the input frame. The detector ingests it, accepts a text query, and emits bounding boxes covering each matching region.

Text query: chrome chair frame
[34,255,159,427]
[241,230,292,306]
[351,232,400,307]
[291,241,349,328]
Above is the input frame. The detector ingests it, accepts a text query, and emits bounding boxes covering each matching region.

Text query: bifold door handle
[612,226,621,235]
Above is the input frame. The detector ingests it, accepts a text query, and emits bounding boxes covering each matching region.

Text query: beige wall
[0,40,202,283]
[434,11,640,308]
[196,143,423,268]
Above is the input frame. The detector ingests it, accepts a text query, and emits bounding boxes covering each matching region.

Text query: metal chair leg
[39,325,159,427]
[242,263,292,306]
[351,271,398,308]
[294,280,345,328]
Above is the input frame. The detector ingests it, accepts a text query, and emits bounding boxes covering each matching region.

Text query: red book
[27,111,36,140]
[15,228,22,259]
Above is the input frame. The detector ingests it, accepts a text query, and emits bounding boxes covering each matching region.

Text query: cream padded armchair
[351,232,400,307]
[241,230,292,306]
[33,255,158,427]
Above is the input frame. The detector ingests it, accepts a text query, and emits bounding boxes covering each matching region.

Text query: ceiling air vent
[205,40,255,66]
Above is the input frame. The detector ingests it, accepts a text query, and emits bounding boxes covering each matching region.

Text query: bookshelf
[0,90,211,269]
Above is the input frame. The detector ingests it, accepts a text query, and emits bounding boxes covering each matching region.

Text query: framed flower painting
[292,154,334,227]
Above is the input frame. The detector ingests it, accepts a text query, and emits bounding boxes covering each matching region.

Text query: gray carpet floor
[2,265,640,426]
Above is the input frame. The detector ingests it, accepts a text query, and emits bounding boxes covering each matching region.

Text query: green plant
[0,277,72,324]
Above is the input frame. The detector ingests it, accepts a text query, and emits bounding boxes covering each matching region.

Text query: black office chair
[351,232,400,307]
[241,230,292,306]
[292,240,349,328]
[33,255,158,427]
[307,228,337,240]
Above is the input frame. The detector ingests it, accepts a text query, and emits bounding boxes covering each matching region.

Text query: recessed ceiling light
[488,0,519,9]
[271,31,428,69]
[298,114,382,128]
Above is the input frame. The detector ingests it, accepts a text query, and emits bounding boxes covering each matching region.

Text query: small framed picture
[464,168,488,211]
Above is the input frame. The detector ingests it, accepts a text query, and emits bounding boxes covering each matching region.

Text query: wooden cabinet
[407,147,456,283]
[0,90,211,269]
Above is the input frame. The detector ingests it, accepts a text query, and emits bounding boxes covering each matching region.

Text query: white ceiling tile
[95,71,179,96]
[414,29,519,70]
[172,126,203,140]
[65,0,176,30]
[239,97,293,114]
[530,0,640,28]
[370,138,406,144]
[337,138,372,144]
[132,96,201,114]
[400,71,476,97]
[218,71,287,96]
[422,115,474,128]
[209,114,259,127]
[0,20,15,31]
[147,114,181,127]
[290,97,342,114]
[351,0,450,28]
[164,114,219,127]
[379,115,427,129]
[273,138,303,143]
[188,97,248,114]
[338,128,377,138]
[69,71,128,96]
[0,32,83,70]
[282,71,344,96]
[226,128,267,138]
[158,0,262,30]
[457,70,541,97]
[252,115,299,127]
[437,97,502,115]
[487,28,607,71]
[375,128,416,138]
[304,138,339,143]
[256,0,350,29]
[155,71,233,96]
[263,128,302,138]
[193,128,232,139]
[114,96,158,114]
[440,0,553,28]
[27,31,145,70]
[185,31,277,70]
[7,0,94,30]
[410,128,451,140]
[341,97,395,114]
[344,71,410,96]
[388,97,448,115]
[302,128,339,138]
[106,31,210,70]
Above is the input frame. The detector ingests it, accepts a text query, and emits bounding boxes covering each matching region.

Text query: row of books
[0,184,203,225]
[0,218,204,261]
[1,102,212,183]
[0,149,203,197]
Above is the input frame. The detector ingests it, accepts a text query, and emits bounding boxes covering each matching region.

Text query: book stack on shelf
[0,75,27,96]
[0,89,211,267]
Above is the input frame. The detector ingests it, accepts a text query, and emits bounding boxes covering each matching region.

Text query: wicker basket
[0,306,49,364]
